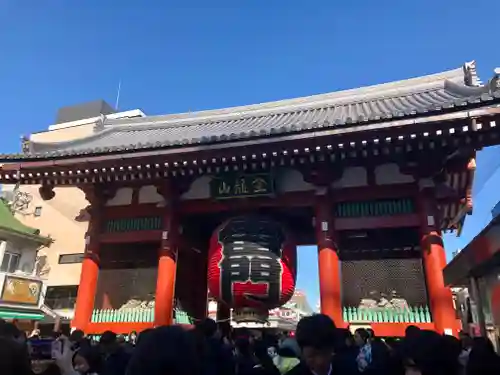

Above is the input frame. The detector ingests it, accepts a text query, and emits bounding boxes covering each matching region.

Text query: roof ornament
[487,67,500,95]
[463,61,482,87]
[94,113,107,132]
[21,135,31,154]
[1,184,33,214]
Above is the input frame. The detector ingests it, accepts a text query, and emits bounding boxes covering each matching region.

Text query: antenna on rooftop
[115,80,122,110]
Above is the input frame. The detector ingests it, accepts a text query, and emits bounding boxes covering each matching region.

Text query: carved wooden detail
[79,184,117,206]
[39,185,55,201]
[299,165,343,187]
[399,161,443,181]
[156,176,195,200]
[76,184,117,221]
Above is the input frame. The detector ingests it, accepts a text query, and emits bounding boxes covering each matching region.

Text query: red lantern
[207,216,296,321]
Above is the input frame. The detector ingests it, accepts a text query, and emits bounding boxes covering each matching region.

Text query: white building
[1,101,146,322]
[207,290,313,330]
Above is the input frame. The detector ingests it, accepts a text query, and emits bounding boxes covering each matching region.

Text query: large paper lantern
[207,216,296,322]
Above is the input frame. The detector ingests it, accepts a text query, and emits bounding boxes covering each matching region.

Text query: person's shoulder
[283,362,309,375]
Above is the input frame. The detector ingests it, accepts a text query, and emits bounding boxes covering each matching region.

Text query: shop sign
[1,276,42,306]
[210,173,275,199]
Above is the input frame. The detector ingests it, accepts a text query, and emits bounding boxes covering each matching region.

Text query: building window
[58,253,84,264]
[34,206,42,217]
[0,252,20,273]
[45,286,78,310]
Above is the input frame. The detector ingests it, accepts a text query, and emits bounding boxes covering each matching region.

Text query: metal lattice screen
[94,268,158,309]
[341,259,428,307]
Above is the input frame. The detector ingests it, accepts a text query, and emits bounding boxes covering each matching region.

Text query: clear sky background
[1,1,500,309]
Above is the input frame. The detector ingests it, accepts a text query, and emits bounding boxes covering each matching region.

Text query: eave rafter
[0,113,498,187]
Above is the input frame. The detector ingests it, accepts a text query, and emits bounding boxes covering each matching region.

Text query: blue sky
[1,1,500,308]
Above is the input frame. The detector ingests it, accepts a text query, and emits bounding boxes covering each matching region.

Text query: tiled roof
[8,61,500,160]
[0,199,51,244]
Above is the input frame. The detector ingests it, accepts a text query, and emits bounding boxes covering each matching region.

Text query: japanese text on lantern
[220,252,281,304]
[210,173,274,199]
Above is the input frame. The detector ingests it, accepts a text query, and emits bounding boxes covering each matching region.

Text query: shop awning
[0,309,45,320]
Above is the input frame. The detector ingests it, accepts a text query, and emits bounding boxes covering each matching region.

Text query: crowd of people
[1,314,500,375]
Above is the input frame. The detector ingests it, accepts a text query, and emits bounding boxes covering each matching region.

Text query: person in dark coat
[0,336,33,375]
[124,325,200,375]
[99,331,130,375]
[0,320,33,375]
[365,328,390,374]
[234,336,280,375]
[401,329,461,375]
[287,314,357,375]
[194,318,235,375]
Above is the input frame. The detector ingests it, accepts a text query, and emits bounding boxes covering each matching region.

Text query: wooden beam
[100,186,422,217]
[99,230,162,244]
[178,191,316,214]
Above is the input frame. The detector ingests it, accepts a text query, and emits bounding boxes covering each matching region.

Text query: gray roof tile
[7,61,500,160]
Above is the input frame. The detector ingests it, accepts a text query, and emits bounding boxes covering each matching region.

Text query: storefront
[0,273,47,332]
[0,195,52,333]
[443,215,500,348]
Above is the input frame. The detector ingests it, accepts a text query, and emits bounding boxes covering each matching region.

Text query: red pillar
[73,199,102,331]
[315,193,343,326]
[419,193,457,335]
[154,204,179,326]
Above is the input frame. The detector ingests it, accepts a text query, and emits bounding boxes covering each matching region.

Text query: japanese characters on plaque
[210,173,275,199]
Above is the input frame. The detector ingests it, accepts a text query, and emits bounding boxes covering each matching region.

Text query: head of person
[402,330,459,375]
[296,314,337,375]
[458,331,473,350]
[405,325,421,340]
[366,328,376,341]
[70,330,85,344]
[128,331,138,344]
[278,337,301,358]
[194,318,219,339]
[116,334,126,345]
[126,326,200,375]
[441,334,461,361]
[384,337,399,352]
[235,336,253,357]
[0,321,26,346]
[354,328,370,347]
[99,331,118,355]
[73,346,102,374]
[336,328,355,349]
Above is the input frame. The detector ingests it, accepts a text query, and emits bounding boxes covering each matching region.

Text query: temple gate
[1,61,499,336]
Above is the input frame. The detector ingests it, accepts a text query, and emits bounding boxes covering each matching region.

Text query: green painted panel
[91,308,193,324]
[335,198,415,218]
[342,306,432,323]
[0,310,44,320]
[105,217,163,233]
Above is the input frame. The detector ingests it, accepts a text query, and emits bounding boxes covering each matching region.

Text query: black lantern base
[232,307,269,323]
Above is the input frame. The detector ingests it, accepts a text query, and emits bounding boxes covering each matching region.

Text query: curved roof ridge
[103,65,468,130]
[24,61,493,155]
